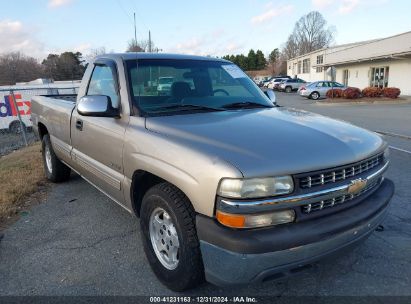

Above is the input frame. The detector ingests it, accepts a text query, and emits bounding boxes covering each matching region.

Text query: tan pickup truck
[31,53,394,291]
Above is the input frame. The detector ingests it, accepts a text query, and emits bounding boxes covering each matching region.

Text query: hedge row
[327,87,401,99]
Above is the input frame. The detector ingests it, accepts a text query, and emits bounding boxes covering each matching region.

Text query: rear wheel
[140,182,204,291]
[42,134,71,182]
[310,91,320,100]
[9,121,25,134]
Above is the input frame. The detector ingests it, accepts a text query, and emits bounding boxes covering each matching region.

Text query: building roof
[287,31,411,65]
[324,31,411,66]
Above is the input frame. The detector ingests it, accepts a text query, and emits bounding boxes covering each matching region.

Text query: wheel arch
[131,170,192,217]
[37,122,48,139]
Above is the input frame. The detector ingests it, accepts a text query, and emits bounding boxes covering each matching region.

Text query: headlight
[217,176,294,199]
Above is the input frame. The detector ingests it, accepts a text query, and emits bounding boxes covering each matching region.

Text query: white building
[287,31,411,95]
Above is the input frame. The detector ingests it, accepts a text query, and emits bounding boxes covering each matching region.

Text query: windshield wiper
[154,104,223,112]
[221,101,272,109]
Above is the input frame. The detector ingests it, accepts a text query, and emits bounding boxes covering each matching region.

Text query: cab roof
[95,53,231,63]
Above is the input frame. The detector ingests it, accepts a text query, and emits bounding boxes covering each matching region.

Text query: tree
[222,49,267,71]
[42,52,86,81]
[255,50,266,70]
[0,52,44,85]
[283,35,299,59]
[267,48,280,74]
[126,39,145,52]
[283,11,335,59]
[85,47,106,63]
[247,49,257,70]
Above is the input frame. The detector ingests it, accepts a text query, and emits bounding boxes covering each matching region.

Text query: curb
[375,131,411,140]
[316,99,411,106]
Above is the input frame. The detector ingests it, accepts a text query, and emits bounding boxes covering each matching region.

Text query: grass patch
[0,142,47,223]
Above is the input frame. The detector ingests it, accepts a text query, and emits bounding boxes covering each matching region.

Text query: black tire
[310,91,320,100]
[9,121,25,134]
[42,134,71,183]
[140,182,204,291]
[285,86,292,93]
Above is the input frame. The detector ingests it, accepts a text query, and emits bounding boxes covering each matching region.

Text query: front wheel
[42,134,71,182]
[140,182,204,291]
[285,86,292,93]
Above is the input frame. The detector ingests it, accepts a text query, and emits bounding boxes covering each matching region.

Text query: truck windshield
[126,59,272,115]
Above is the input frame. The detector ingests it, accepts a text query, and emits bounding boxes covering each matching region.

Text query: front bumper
[196,179,394,286]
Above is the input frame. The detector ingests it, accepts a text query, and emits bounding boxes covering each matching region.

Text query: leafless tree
[85,47,107,63]
[283,11,335,59]
[126,39,146,52]
[0,52,44,85]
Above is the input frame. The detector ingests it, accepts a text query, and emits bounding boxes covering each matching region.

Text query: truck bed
[31,95,77,149]
[41,94,77,102]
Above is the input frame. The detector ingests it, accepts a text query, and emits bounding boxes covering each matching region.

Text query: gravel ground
[0,129,38,156]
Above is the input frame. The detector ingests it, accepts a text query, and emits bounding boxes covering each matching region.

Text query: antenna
[133,12,137,43]
[149,30,152,52]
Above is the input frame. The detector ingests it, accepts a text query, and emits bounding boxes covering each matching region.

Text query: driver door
[71,60,128,204]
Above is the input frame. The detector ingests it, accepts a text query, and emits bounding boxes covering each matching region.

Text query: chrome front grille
[299,153,384,189]
[302,178,381,214]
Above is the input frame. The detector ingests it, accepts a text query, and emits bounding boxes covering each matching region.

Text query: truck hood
[145,108,385,177]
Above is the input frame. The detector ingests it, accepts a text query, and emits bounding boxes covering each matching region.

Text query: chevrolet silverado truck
[31,53,394,291]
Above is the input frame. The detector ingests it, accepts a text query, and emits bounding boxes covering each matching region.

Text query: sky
[1,0,411,61]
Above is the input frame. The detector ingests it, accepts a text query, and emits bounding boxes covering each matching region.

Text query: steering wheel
[213,89,230,96]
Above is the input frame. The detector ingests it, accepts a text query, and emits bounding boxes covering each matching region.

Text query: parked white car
[267,78,289,90]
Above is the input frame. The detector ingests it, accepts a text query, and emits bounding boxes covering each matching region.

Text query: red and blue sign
[0,94,31,118]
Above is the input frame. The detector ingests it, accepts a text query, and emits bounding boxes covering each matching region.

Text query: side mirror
[77,95,120,117]
[263,89,277,106]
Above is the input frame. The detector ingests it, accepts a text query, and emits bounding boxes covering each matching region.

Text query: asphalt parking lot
[1,92,410,297]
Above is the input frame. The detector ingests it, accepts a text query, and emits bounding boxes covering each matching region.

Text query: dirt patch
[0,142,49,230]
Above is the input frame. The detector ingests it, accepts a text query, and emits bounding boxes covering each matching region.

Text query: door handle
[76,119,83,131]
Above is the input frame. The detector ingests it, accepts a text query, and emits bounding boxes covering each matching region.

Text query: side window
[317,82,324,87]
[87,65,119,108]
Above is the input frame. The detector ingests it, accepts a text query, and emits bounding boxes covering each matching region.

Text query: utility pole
[133,12,137,43]
[148,30,152,52]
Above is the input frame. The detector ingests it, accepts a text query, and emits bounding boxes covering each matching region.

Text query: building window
[316,55,323,64]
[370,66,389,88]
[297,61,302,74]
[316,67,323,73]
[302,59,310,73]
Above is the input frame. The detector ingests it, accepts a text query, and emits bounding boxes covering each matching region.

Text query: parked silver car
[299,81,346,100]
[279,78,306,93]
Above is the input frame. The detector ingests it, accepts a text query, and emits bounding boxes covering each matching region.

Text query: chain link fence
[0,85,79,156]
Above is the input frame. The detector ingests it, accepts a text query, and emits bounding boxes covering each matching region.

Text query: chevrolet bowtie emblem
[347,178,367,195]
